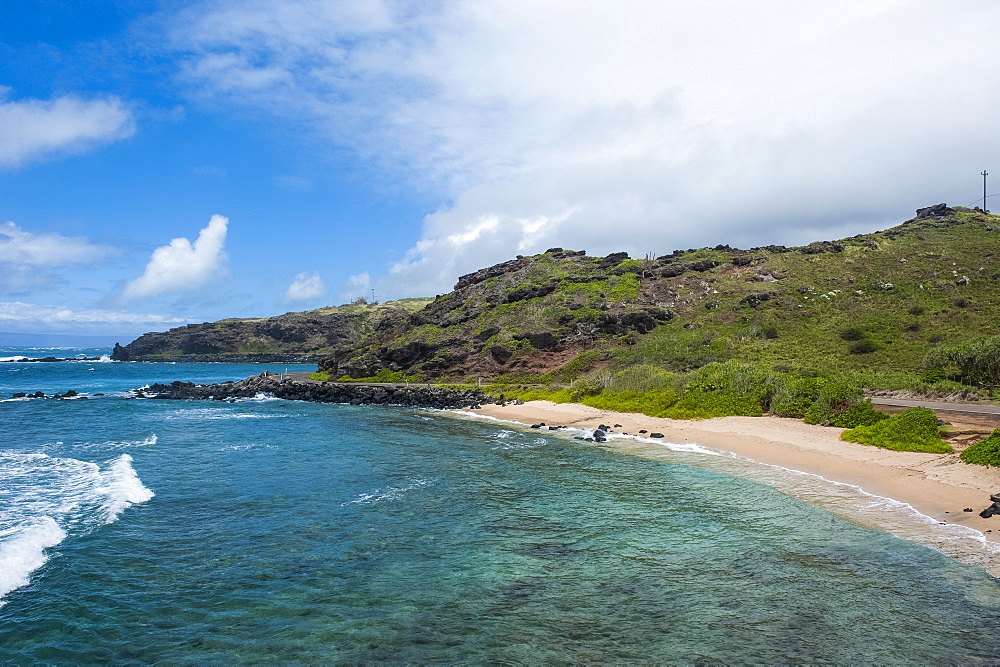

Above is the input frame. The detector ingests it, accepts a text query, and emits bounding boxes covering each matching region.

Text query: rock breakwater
[138,372,494,409]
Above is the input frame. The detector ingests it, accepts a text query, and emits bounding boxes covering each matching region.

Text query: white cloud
[0,88,135,168]
[0,221,113,267]
[341,271,371,301]
[122,214,229,301]
[0,221,115,295]
[0,301,189,334]
[171,0,1000,295]
[284,271,325,301]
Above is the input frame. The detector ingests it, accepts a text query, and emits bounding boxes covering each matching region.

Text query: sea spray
[97,454,155,522]
[0,518,66,605]
[0,450,154,603]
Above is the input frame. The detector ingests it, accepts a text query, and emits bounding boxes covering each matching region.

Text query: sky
[1,0,999,340]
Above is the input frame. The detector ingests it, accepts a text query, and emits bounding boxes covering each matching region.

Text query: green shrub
[841,407,952,453]
[606,364,676,393]
[925,335,1000,386]
[683,360,772,400]
[608,273,641,301]
[960,429,1000,467]
[662,388,763,420]
[849,340,878,354]
[841,327,865,341]
[555,350,603,381]
[778,378,887,427]
[612,258,644,274]
[762,326,779,339]
[909,305,926,316]
[581,389,678,417]
[309,371,330,381]
[828,401,889,428]
[920,368,947,383]
[771,376,828,419]
[338,368,424,383]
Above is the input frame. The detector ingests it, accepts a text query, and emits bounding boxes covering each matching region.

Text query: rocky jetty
[138,372,494,410]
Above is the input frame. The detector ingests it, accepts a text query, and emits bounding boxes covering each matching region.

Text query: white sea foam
[491,429,549,451]
[231,392,279,402]
[163,407,289,420]
[0,356,29,362]
[0,517,66,606]
[66,435,157,452]
[96,454,155,522]
[344,478,435,506]
[219,443,278,452]
[641,438,725,457]
[0,450,154,604]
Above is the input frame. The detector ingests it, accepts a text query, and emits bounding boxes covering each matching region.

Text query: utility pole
[371,288,376,304]
[983,170,989,212]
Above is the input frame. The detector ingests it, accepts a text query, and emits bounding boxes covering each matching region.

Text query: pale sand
[468,400,1000,541]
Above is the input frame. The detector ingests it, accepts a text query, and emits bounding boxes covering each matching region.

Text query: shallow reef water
[2,349,1000,662]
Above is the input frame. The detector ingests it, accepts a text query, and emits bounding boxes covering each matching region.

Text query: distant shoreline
[462,400,1000,543]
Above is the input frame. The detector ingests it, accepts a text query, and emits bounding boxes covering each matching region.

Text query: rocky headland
[110,299,431,363]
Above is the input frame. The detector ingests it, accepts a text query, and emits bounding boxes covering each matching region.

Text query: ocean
[3,346,1000,662]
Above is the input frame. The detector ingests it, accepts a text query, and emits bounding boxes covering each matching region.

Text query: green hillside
[326,205,1000,394]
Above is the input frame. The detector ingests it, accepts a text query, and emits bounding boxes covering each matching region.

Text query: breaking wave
[0,450,154,605]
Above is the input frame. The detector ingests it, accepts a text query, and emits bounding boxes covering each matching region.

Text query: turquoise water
[2,348,1000,662]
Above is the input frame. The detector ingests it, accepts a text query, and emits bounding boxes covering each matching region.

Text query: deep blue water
[3,347,1000,662]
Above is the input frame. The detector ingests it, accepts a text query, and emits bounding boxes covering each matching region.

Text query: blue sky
[2,0,999,339]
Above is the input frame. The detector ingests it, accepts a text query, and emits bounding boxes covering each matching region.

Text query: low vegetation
[488,359,888,424]
[959,429,1000,467]
[337,368,425,383]
[840,407,952,453]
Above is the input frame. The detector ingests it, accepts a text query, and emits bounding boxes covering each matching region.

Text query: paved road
[871,398,1000,416]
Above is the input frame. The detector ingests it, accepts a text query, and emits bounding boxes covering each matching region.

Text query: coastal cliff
[111,298,431,363]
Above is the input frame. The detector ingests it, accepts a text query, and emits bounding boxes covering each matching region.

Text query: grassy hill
[325,205,1000,394]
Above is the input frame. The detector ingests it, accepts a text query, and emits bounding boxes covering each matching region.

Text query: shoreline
[464,400,1000,543]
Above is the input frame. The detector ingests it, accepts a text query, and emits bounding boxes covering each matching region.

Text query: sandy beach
[467,400,1000,541]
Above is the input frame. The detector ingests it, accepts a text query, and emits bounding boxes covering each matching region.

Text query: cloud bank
[0,88,135,168]
[0,221,115,295]
[0,301,189,335]
[123,214,229,301]
[170,0,1000,296]
[285,271,325,301]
